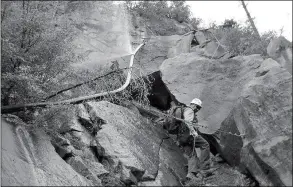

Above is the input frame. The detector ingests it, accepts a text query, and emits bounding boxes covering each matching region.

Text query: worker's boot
[187,155,200,175]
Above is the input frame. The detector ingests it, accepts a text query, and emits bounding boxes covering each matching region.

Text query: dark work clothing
[162,105,211,176]
[177,126,210,174]
[177,107,210,175]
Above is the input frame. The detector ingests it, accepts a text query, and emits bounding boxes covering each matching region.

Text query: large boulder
[160,53,292,186]
[168,33,194,58]
[219,58,292,186]
[185,155,253,186]
[84,101,187,186]
[203,41,227,59]
[1,115,92,186]
[194,30,211,45]
[133,34,193,76]
[193,29,227,59]
[160,53,261,133]
[267,36,292,74]
[66,156,102,185]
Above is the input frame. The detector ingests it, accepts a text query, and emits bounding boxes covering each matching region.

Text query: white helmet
[190,98,202,107]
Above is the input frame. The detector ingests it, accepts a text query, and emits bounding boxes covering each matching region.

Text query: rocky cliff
[2,99,254,186]
[1,115,92,186]
[1,7,292,186]
[2,102,187,186]
[160,46,292,186]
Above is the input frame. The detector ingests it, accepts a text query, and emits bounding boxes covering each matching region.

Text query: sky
[186,1,292,41]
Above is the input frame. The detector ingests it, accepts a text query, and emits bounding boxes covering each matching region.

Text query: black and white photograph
[1,1,292,186]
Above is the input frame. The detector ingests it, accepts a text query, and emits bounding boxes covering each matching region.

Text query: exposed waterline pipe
[1,42,145,114]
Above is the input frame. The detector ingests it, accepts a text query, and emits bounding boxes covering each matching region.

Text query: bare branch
[240,0,261,40]
[43,67,129,101]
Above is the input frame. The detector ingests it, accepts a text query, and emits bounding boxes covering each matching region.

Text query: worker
[162,98,212,182]
[181,98,211,181]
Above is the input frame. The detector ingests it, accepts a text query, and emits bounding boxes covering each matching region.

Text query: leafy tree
[125,1,196,35]
[190,17,203,30]
[131,1,170,21]
[1,1,95,106]
[223,19,238,28]
[213,21,277,56]
[169,1,191,23]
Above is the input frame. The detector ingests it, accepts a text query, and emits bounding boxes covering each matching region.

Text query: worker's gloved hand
[190,129,198,137]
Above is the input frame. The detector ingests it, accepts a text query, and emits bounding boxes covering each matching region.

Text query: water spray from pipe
[1,41,146,114]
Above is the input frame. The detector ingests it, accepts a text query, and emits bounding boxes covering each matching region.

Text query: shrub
[1,1,82,106]
[2,1,151,130]
[169,1,191,23]
[190,17,203,30]
[29,63,152,137]
[126,1,195,35]
[213,20,277,56]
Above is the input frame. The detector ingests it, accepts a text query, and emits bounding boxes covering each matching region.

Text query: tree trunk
[240,0,261,40]
[2,84,15,106]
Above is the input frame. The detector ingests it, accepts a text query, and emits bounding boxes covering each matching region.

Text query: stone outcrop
[72,4,195,73]
[71,2,133,70]
[79,32,194,79]
[168,33,194,58]
[185,154,253,186]
[202,41,227,59]
[1,115,92,186]
[84,101,187,186]
[2,100,189,186]
[160,53,292,186]
[192,29,228,59]
[133,33,194,76]
[267,36,292,74]
[194,30,210,45]
[219,58,292,186]
[66,156,102,185]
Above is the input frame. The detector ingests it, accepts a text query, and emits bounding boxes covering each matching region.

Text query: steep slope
[267,36,292,74]
[1,115,93,186]
[1,101,188,186]
[160,53,292,186]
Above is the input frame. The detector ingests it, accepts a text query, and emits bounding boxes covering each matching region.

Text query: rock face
[267,36,292,74]
[194,30,210,45]
[168,33,194,58]
[192,30,228,59]
[133,33,194,76]
[1,115,92,186]
[72,3,195,73]
[160,53,292,186]
[219,58,292,186]
[2,101,188,186]
[203,41,226,59]
[66,156,102,185]
[71,2,133,70]
[85,101,187,186]
[185,154,253,186]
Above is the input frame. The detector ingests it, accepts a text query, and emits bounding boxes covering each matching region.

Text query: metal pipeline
[1,42,145,114]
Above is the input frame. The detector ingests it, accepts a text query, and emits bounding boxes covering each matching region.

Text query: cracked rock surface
[160,52,292,186]
[85,101,187,185]
[1,115,92,186]
[1,100,188,186]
